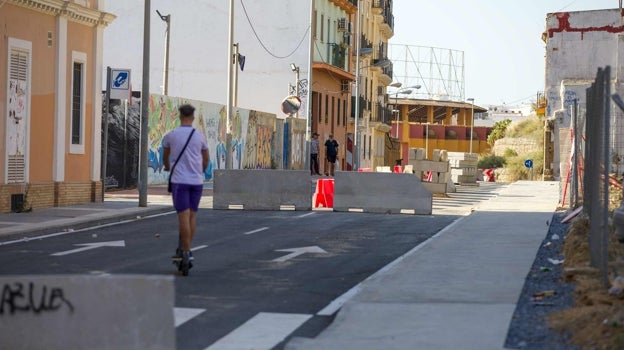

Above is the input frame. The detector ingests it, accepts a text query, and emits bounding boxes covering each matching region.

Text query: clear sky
[391,0,620,106]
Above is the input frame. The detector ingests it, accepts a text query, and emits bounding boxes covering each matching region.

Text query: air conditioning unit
[341,80,350,93]
[337,18,347,31]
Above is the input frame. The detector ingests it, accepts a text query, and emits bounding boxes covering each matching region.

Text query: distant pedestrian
[324,134,339,176]
[310,132,320,175]
[162,104,209,275]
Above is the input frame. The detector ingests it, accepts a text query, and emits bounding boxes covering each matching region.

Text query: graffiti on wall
[146,95,278,184]
[563,90,577,120]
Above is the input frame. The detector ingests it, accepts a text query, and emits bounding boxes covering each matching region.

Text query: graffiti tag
[1,282,74,315]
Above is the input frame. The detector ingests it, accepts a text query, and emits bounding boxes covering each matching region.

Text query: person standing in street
[162,104,209,275]
[324,133,339,176]
[310,132,320,176]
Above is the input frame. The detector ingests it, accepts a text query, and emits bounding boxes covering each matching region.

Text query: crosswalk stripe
[205,312,312,350]
[174,307,206,327]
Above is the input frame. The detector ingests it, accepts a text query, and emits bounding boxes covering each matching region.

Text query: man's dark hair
[179,104,195,118]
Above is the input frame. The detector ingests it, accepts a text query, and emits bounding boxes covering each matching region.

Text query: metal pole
[571,98,578,207]
[139,0,150,207]
[156,10,170,95]
[226,0,234,169]
[102,66,111,201]
[354,0,361,170]
[394,92,399,138]
[295,67,300,119]
[233,43,239,107]
[425,123,429,160]
[304,0,314,173]
[470,100,474,154]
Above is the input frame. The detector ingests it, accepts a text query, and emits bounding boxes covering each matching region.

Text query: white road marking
[317,215,467,316]
[243,227,269,235]
[51,240,126,256]
[191,245,209,252]
[174,307,206,327]
[295,212,316,218]
[205,312,311,350]
[0,211,175,246]
[273,246,327,263]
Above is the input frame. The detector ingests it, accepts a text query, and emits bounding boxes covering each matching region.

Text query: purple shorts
[171,183,204,212]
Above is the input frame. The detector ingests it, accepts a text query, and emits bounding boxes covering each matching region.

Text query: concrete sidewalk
[0,185,208,241]
[285,181,560,350]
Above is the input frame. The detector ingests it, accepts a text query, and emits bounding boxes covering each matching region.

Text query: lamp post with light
[290,63,300,118]
[467,97,475,154]
[391,84,420,138]
[425,122,430,159]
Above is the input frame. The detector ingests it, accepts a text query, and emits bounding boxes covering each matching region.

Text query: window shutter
[7,48,28,183]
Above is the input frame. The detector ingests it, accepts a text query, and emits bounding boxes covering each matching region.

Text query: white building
[103,1,312,118]
[544,8,624,182]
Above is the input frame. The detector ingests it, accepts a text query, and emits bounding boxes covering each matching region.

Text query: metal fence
[583,66,611,286]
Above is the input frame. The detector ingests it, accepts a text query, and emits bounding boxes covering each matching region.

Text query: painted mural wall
[102,94,312,188]
[147,95,279,185]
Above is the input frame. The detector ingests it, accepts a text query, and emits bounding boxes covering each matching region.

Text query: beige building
[0,0,115,212]
[310,0,395,173]
[352,0,395,170]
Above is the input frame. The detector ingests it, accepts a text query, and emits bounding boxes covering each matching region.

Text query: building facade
[0,0,115,212]
[353,0,395,170]
[310,0,356,173]
[543,8,624,183]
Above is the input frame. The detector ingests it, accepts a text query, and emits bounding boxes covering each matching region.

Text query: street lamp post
[156,10,170,95]
[467,98,475,154]
[425,122,430,160]
[290,63,300,118]
[391,85,420,138]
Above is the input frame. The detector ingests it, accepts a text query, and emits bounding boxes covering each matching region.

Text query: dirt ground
[548,189,624,349]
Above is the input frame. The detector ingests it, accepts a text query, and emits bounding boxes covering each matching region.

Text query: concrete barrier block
[422,182,447,194]
[0,275,175,350]
[409,148,425,160]
[432,149,441,162]
[447,152,478,161]
[449,159,478,168]
[214,169,312,210]
[333,172,432,215]
[411,160,450,173]
[439,150,448,162]
[451,167,477,176]
[438,172,451,183]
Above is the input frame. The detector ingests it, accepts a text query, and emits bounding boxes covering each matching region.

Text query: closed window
[70,51,87,154]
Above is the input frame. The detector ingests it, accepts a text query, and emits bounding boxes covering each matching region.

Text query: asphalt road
[0,209,456,349]
[0,183,506,349]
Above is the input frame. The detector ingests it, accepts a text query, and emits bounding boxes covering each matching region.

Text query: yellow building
[0,0,115,212]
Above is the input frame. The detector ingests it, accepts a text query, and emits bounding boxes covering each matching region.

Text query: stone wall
[492,137,541,157]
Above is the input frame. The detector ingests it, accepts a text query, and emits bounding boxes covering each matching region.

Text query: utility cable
[240,0,310,59]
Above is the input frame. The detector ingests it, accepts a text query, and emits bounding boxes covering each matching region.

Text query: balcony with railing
[328,43,347,70]
[374,103,393,125]
[372,0,394,35]
[351,96,372,120]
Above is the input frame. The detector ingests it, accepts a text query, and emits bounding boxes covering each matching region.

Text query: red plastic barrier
[313,178,335,208]
[483,168,495,182]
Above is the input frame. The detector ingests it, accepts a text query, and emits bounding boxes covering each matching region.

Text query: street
[0,183,504,349]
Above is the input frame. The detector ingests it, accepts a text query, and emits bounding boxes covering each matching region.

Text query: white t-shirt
[162,126,208,185]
